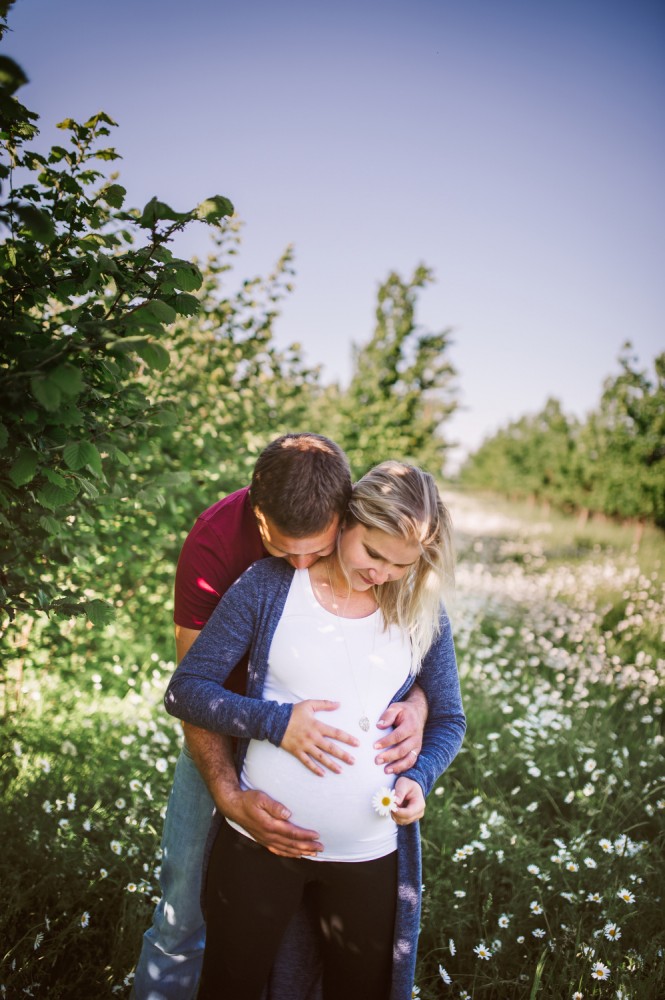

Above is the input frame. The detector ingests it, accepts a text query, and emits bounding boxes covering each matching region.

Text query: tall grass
[1,492,663,998]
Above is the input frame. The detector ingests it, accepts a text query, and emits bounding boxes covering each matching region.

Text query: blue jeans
[132,744,213,1000]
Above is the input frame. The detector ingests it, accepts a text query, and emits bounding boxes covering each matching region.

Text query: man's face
[255,510,339,569]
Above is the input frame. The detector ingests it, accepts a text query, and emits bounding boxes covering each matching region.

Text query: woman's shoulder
[232,556,295,593]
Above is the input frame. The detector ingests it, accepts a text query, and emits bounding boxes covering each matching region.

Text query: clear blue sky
[6,0,664,468]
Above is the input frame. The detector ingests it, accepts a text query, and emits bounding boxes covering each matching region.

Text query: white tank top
[229,567,412,861]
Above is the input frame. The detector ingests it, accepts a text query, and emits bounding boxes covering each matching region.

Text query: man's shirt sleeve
[173,518,238,629]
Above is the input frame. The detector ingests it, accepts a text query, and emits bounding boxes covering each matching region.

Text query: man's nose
[289,554,316,570]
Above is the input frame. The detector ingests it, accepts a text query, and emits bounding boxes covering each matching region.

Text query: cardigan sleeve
[164,563,293,747]
[401,612,466,797]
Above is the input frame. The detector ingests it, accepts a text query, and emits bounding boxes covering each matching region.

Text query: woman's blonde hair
[344,461,454,670]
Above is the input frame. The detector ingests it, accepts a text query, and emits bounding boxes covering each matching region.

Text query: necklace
[324,558,377,732]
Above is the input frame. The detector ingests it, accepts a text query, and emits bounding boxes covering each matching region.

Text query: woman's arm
[164,565,293,748]
[400,613,466,798]
[166,562,359,770]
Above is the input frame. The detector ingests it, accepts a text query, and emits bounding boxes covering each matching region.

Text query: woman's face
[338,522,421,591]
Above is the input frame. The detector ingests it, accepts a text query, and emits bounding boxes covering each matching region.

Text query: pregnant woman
[165,461,466,1000]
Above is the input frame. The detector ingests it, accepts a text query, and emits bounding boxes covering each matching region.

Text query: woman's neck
[309,554,377,619]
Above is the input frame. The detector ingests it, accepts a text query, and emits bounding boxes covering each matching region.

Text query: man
[132,433,428,1000]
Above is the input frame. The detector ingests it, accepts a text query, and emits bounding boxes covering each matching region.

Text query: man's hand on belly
[184,722,324,858]
[374,683,428,774]
[224,787,324,858]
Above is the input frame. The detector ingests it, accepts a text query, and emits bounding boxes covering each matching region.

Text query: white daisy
[604,923,621,942]
[372,786,396,817]
[474,942,492,960]
[591,961,610,981]
[80,911,90,928]
[617,888,635,904]
[572,992,584,1000]
[438,964,452,984]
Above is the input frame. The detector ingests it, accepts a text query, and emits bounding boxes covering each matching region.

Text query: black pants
[198,822,398,1000]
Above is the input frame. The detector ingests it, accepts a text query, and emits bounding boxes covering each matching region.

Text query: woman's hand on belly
[391,777,426,825]
[281,700,360,777]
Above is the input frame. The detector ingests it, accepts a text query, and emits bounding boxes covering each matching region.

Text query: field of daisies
[2,491,663,999]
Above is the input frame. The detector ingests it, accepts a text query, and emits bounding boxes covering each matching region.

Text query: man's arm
[373,683,429,774]
[175,625,322,858]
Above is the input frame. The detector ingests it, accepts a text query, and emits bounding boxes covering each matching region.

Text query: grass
[1,492,663,999]
[413,492,664,999]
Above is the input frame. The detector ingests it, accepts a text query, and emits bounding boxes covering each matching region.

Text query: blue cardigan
[165,557,466,1000]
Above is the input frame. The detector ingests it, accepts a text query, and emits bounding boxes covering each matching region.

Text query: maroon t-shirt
[173,487,267,694]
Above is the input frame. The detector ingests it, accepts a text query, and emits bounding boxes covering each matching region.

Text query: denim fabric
[132,744,213,1000]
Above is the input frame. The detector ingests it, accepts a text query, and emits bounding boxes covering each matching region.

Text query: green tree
[460,344,665,528]
[317,266,458,477]
[0,15,232,633]
[576,345,665,525]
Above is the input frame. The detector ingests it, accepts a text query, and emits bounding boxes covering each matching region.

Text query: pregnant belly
[241,734,398,861]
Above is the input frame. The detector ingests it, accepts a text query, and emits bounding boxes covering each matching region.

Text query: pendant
[359,715,370,732]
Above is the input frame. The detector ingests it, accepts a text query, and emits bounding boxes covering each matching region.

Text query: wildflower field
[2,492,663,999]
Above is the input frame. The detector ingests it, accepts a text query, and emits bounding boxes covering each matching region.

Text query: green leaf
[149,408,179,427]
[36,479,79,510]
[63,441,103,476]
[49,364,84,397]
[196,195,234,223]
[171,263,203,291]
[9,448,39,487]
[0,55,29,95]
[48,598,87,618]
[106,334,151,353]
[84,599,114,626]
[152,246,173,263]
[95,148,121,161]
[39,515,63,535]
[16,204,56,245]
[73,473,100,498]
[83,111,118,129]
[106,444,131,466]
[134,340,171,371]
[43,469,69,488]
[48,145,70,163]
[142,299,177,324]
[103,183,126,208]
[98,255,120,275]
[0,423,8,450]
[173,293,200,316]
[140,197,186,227]
[31,375,61,411]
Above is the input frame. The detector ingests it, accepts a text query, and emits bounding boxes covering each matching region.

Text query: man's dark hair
[250,433,352,536]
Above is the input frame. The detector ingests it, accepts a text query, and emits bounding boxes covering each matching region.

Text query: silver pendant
[359,715,370,732]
